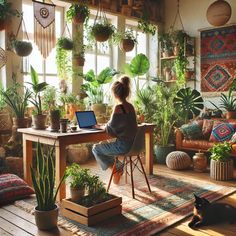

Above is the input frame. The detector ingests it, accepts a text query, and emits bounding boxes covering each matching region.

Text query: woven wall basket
[210,159,233,181]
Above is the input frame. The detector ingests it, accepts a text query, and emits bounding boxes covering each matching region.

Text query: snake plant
[31,142,65,211]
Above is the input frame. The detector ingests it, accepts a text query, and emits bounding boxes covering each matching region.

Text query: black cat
[188,194,236,229]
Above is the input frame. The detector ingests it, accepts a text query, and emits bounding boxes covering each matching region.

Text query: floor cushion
[166,151,192,170]
[0,173,34,205]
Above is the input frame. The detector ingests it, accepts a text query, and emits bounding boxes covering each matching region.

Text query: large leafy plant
[0,0,17,21]
[81,67,118,104]
[27,66,48,115]
[209,142,232,162]
[31,142,65,211]
[124,53,150,91]
[173,87,204,123]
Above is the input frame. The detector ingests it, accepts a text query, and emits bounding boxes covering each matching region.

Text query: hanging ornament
[206,0,232,27]
[33,0,56,58]
[0,47,7,69]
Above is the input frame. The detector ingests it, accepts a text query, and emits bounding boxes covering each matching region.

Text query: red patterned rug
[201,25,236,92]
[15,173,235,236]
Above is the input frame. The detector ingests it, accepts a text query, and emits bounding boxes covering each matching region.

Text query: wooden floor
[0,161,236,236]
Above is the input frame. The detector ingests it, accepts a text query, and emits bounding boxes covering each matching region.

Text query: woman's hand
[93,124,106,130]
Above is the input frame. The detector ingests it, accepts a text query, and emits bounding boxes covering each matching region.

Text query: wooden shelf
[160,56,177,60]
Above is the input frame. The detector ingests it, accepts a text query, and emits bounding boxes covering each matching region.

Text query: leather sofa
[175,119,236,158]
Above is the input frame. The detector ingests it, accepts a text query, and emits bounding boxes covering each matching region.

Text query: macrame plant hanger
[94,0,108,25]
[61,23,72,40]
[15,16,30,42]
[170,0,184,33]
[33,0,56,59]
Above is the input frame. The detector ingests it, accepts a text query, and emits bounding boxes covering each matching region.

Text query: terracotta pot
[70,187,85,202]
[193,152,207,172]
[119,39,135,52]
[32,114,47,130]
[94,32,111,42]
[225,111,236,119]
[206,0,232,26]
[72,13,86,24]
[49,110,60,132]
[74,56,85,67]
[185,70,194,80]
[210,159,233,181]
[34,205,59,230]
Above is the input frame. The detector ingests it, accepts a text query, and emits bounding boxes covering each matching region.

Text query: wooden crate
[61,195,122,226]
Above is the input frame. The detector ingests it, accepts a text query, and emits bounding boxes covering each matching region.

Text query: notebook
[75,111,102,130]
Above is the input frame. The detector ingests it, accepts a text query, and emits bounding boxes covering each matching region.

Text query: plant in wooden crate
[61,171,122,226]
[27,66,48,130]
[113,29,137,52]
[66,3,90,25]
[31,142,65,230]
[65,163,90,202]
[209,142,233,181]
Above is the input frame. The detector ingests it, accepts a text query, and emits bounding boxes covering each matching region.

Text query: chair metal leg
[107,157,118,192]
[137,155,151,193]
[125,157,128,184]
[129,156,135,199]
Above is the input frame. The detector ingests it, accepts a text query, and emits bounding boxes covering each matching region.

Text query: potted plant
[137,18,156,36]
[27,66,48,129]
[171,30,187,56]
[173,87,204,124]
[57,36,73,50]
[80,67,118,116]
[73,45,85,67]
[66,3,90,25]
[65,163,90,202]
[31,142,65,230]
[210,89,236,119]
[0,0,17,31]
[113,29,137,52]
[158,32,173,57]
[209,142,233,181]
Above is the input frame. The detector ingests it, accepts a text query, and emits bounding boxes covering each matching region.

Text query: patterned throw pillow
[180,123,203,140]
[202,119,214,139]
[209,122,235,142]
[0,174,34,205]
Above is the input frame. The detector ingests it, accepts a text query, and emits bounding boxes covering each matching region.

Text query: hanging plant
[57,37,73,50]
[137,18,156,36]
[66,3,90,25]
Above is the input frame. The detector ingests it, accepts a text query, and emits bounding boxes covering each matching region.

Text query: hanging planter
[57,37,73,50]
[74,55,85,66]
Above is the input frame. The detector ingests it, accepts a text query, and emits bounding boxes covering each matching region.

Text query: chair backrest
[124,125,146,156]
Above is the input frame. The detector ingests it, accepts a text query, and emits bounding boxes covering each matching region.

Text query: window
[22,0,64,89]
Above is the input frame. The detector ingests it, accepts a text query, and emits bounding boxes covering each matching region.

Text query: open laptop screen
[75,111,97,128]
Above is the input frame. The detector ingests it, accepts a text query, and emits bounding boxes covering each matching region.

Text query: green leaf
[30,66,39,86]
[129,53,150,76]
[97,67,118,84]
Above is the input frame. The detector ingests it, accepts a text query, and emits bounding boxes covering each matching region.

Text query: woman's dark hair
[111,76,131,100]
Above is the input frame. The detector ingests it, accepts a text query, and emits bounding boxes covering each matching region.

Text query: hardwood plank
[0,217,32,236]
[0,228,12,236]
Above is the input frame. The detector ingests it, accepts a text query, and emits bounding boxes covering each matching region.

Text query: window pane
[45,48,57,74]
[45,76,60,89]
[97,56,109,74]
[137,32,147,54]
[84,54,95,73]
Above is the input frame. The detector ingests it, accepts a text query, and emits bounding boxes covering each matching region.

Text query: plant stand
[210,159,234,181]
[61,195,122,226]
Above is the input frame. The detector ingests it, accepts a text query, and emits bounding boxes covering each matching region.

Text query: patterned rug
[15,173,235,236]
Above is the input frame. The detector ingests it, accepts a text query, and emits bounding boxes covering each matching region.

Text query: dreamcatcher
[0,47,7,69]
[33,0,56,59]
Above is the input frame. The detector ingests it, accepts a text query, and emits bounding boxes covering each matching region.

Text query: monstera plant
[173,87,204,123]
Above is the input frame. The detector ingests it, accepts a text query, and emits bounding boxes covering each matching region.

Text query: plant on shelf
[137,18,156,36]
[31,142,65,230]
[209,142,233,181]
[0,0,18,31]
[158,32,173,57]
[27,66,48,129]
[171,30,187,56]
[113,29,137,52]
[65,163,90,202]
[66,3,90,25]
[173,87,204,124]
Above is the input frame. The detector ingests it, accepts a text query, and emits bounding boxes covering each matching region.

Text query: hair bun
[120,76,130,87]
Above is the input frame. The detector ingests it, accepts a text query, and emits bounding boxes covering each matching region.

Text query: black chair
[107,125,151,198]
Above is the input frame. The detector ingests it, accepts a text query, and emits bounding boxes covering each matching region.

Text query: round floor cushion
[166,151,192,170]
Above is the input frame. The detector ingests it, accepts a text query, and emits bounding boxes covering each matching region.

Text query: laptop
[75,111,102,130]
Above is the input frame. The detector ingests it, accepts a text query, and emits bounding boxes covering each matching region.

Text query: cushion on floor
[0,173,34,205]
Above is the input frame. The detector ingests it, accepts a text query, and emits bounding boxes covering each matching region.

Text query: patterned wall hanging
[0,47,7,69]
[33,0,55,59]
[201,25,236,93]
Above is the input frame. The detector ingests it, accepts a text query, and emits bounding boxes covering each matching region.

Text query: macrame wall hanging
[33,0,55,59]
[0,47,7,69]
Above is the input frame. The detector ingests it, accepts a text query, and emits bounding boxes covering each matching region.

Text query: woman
[92,76,138,184]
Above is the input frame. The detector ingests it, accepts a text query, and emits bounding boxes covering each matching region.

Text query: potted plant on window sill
[31,142,65,230]
[209,142,234,181]
[28,66,48,130]
[66,3,90,25]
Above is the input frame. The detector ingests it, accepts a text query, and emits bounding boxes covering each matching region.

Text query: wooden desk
[18,124,155,201]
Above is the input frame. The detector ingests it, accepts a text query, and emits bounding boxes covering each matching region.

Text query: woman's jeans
[92,139,133,170]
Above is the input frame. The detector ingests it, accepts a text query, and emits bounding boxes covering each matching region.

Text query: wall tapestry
[201,25,236,93]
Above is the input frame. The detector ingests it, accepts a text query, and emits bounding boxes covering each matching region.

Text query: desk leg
[23,136,33,186]
[145,131,153,175]
[55,144,66,201]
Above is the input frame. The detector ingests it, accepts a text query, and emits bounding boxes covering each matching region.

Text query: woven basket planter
[210,159,233,181]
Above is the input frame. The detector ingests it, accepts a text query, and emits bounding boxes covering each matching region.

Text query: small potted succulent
[113,29,137,52]
[66,3,90,25]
